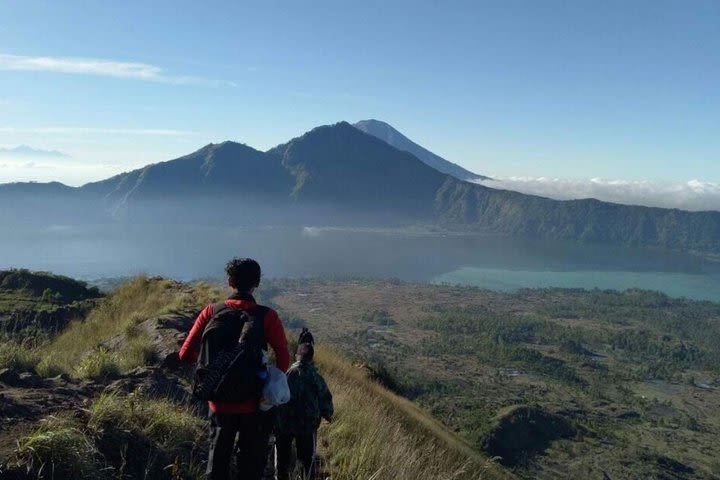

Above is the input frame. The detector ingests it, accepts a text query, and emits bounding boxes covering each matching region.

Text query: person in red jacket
[179,257,290,480]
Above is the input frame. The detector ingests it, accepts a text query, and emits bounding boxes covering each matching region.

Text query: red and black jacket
[179,292,290,414]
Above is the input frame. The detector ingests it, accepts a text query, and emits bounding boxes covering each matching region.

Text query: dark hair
[225,257,261,292]
[299,327,314,345]
[296,342,314,362]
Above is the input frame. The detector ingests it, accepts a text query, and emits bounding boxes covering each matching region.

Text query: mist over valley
[2,223,719,302]
[2,121,719,301]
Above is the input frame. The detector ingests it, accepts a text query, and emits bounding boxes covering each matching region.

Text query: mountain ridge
[1,121,719,254]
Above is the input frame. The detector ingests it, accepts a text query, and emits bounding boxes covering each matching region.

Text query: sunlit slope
[0,275,510,479]
[315,345,511,480]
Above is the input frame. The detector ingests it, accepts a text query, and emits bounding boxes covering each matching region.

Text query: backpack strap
[200,302,241,344]
[243,305,269,350]
[211,302,229,316]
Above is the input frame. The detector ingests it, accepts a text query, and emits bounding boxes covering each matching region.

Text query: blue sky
[0,0,718,188]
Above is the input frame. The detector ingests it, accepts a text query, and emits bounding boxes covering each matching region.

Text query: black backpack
[192,303,269,402]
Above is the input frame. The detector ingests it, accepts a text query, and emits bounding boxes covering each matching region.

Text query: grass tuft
[35,356,64,378]
[0,341,39,372]
[74,348,121,380]
[89,392,205,457]
[17,417,101,479]
[118,335,156,371]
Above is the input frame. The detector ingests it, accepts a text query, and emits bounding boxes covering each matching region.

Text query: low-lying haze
[2,225,719,301]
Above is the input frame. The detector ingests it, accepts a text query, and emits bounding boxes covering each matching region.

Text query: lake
[2,224,719,301]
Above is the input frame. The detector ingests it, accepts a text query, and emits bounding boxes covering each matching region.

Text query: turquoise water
[433,267,720,302]
[1,225,719,302]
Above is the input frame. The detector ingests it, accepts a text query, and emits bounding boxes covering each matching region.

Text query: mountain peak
[354,118,393,132]
[265,120,450,214]
[353,119,488,181]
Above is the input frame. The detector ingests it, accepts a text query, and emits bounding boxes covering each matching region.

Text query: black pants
[206,411,272,480]
[275,432,316,480]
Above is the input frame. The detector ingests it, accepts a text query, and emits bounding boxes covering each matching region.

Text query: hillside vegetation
[0,269,102,344]
[5,272,719,478]
[270,279,720,479]
[314,345,508,480]
[35,276,221,378]
[0,275,508,480]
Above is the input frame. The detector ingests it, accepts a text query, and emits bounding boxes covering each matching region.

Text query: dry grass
[9,276,513,479]
[38,276,224,376]
[314,345,511,480]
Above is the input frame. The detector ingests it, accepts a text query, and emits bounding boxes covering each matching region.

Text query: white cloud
[0,53,238,87]
[0,53,160,78]
[0,126,198,137]
[476,176,720,212]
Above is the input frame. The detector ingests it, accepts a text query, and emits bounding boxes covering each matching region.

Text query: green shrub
[88,393,130,428]
[142,402,205,455]
[40,288,55,303]
[18,418,101,479]
[0,268,101,300]
[36,355,64,378]
[90,393,205,456]
[74,349,121,380]
[0,341,39,372]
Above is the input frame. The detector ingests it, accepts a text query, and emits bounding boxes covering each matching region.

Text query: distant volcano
[353,119,488,181]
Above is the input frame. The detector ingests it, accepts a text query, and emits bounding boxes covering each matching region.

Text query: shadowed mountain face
[0,181,101,224]
[434,181,720,254]
[0,121,719,254]
[266,122,446,216]
[83,142,291,201]
[78,122,447,224]
[353,119,488,181]
[80,141,295,221]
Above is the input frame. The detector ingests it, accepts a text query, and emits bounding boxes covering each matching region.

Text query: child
[275,337,333,480]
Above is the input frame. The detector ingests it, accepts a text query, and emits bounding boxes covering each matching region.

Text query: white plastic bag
[259,366,291,411]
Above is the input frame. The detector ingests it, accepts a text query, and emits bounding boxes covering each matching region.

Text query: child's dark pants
[206,411,273,480]
[275,432,317,480]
